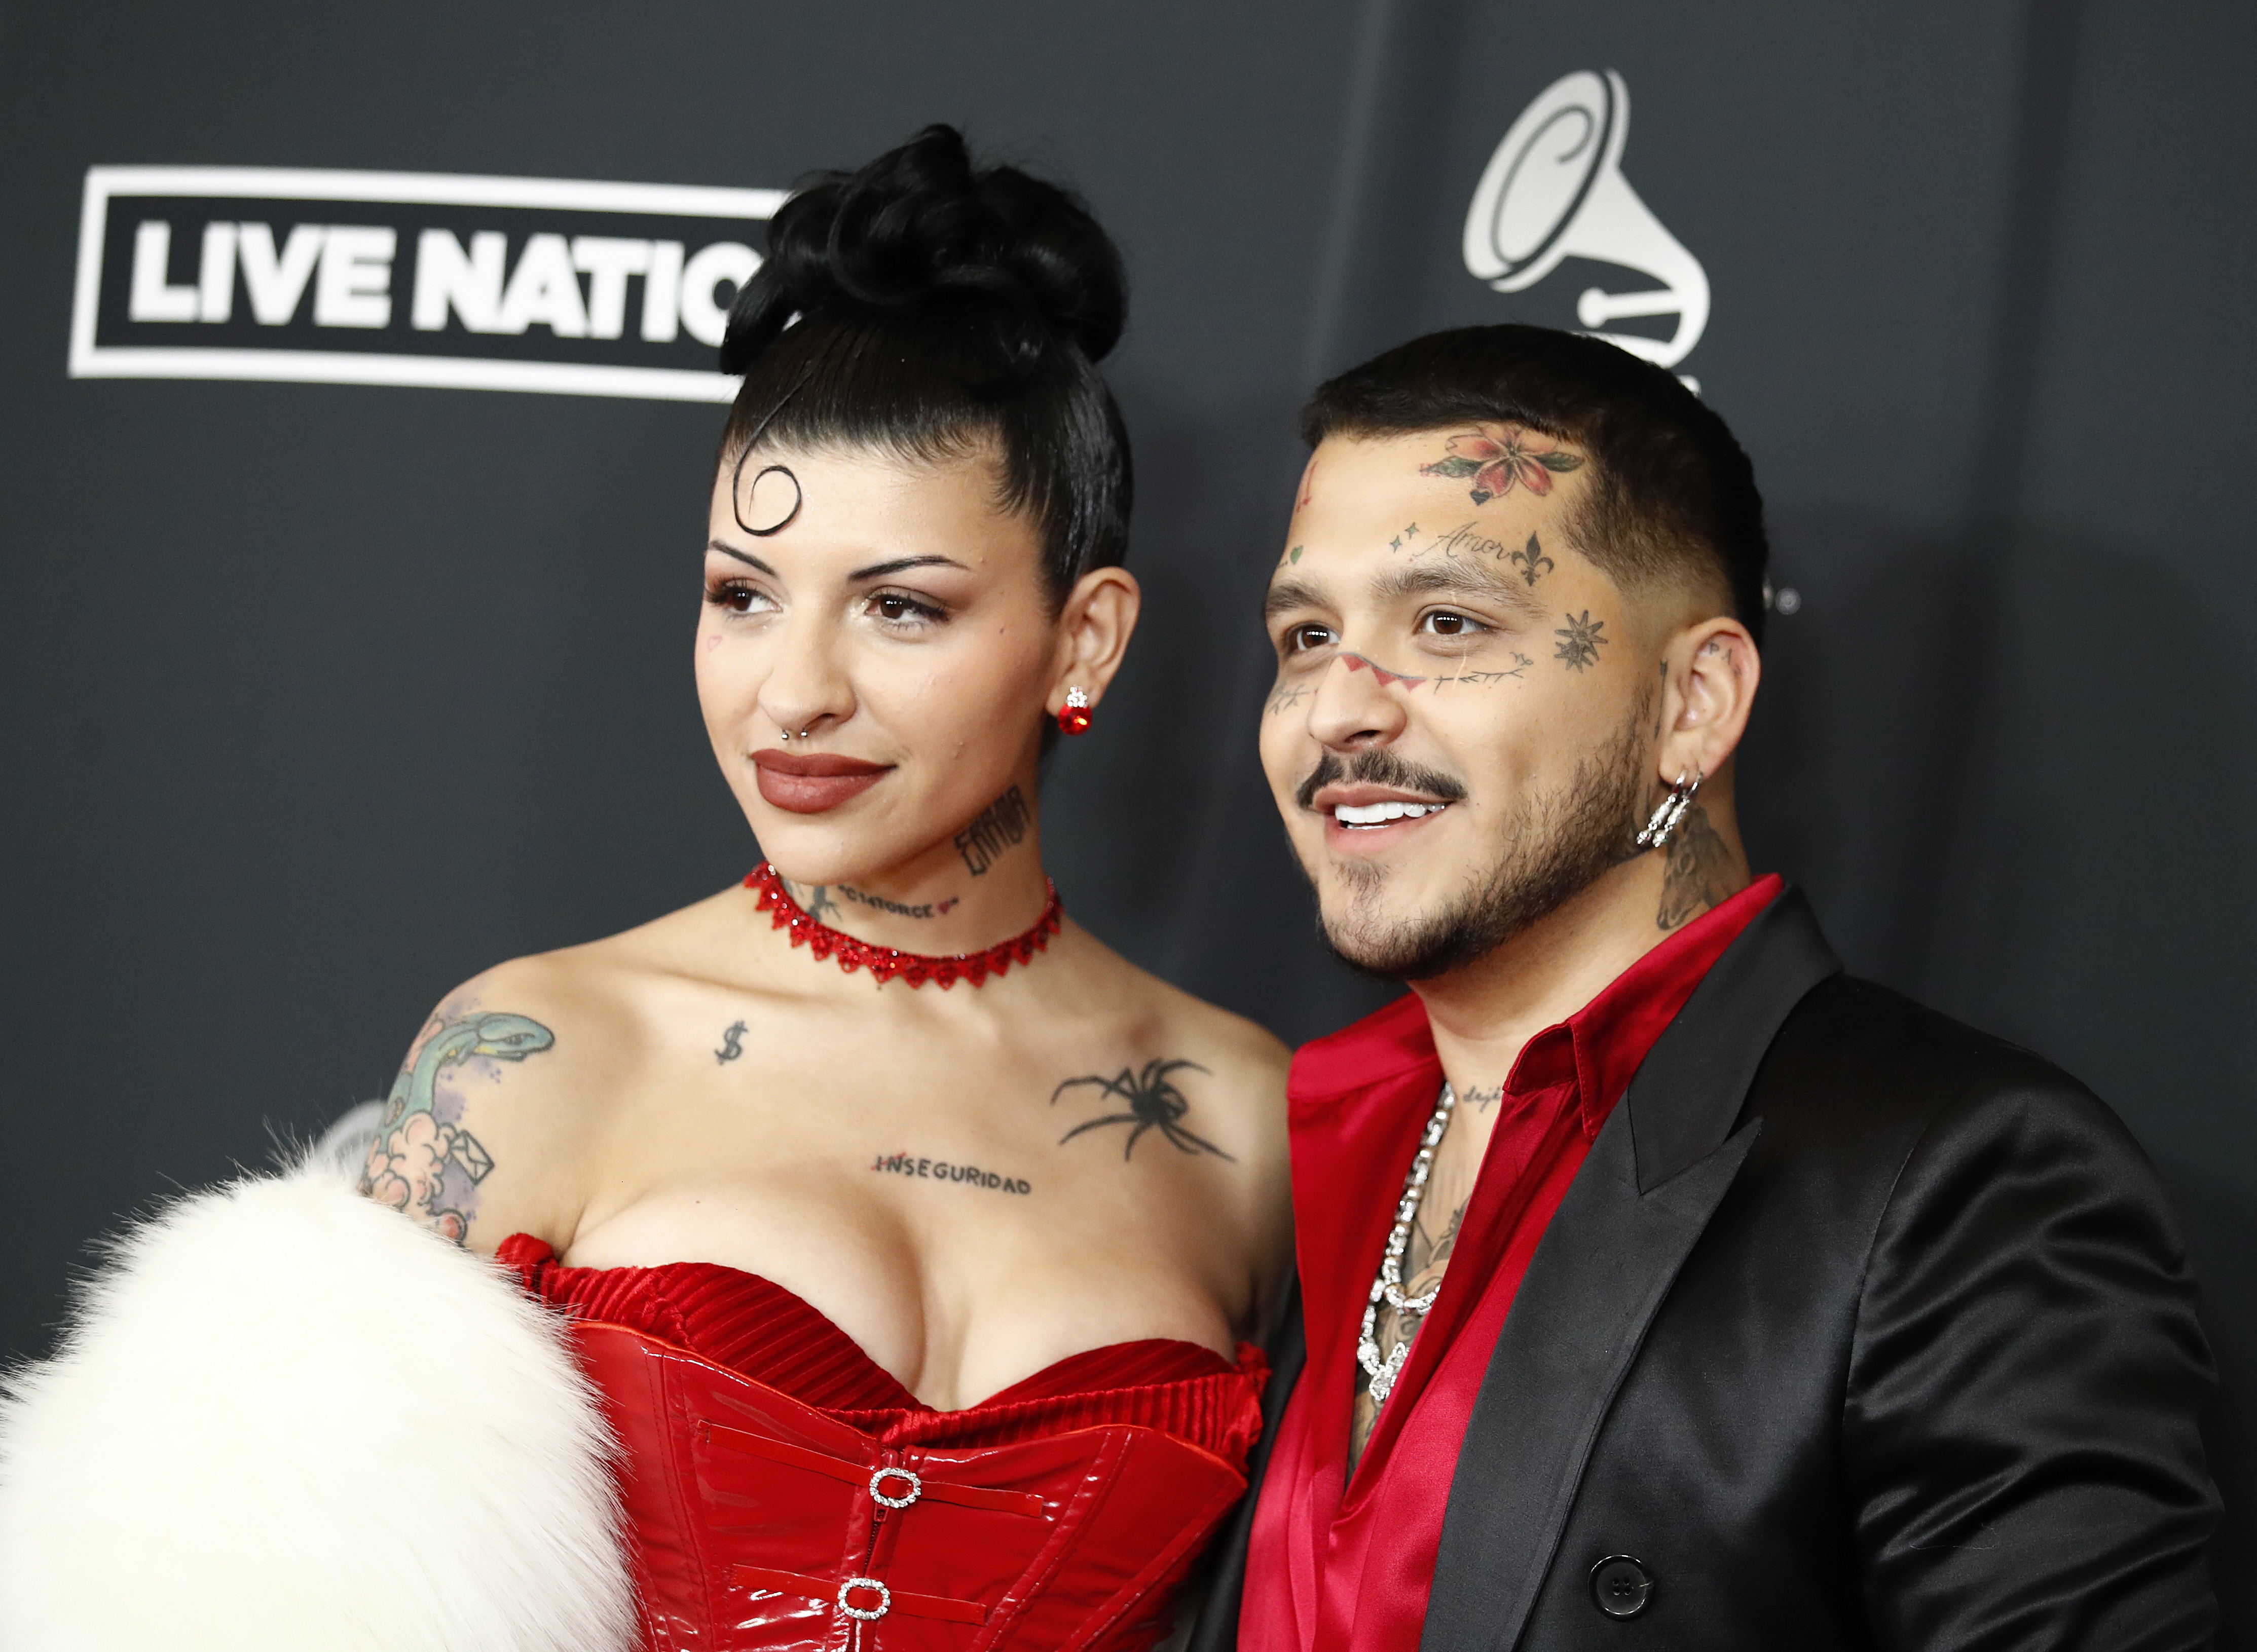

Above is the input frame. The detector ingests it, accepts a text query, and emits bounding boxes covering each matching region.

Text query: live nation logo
[68,167,787,402]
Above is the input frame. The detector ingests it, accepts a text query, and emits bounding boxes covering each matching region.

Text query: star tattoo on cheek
[1553,611,1608,672]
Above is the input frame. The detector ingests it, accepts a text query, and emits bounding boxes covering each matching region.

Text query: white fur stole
[0,1157,635,1651]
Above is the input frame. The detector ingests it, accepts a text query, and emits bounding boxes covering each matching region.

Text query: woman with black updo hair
[0,129,1290,1652]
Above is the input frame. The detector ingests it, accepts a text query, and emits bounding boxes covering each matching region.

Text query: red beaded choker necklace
[745,861,1063,989]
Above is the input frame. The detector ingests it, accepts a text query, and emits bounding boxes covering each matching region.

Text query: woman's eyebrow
[708,539,778,576]
[847,554,972,581]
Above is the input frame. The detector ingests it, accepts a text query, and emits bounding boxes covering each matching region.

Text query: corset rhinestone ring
[838,1577,892,1622]
[869,1466,922,1509]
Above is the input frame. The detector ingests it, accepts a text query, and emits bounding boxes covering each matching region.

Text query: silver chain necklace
[1356,1081,1458,1410]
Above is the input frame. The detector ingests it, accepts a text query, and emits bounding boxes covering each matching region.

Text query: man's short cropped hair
[1301,325,1769,644]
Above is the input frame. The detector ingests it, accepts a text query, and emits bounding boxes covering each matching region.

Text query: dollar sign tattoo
[715,1021,747,1065]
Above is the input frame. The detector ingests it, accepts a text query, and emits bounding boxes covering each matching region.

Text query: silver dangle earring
[1636,771,1703,850]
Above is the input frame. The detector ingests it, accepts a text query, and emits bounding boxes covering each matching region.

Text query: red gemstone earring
[1057,686,1093,736]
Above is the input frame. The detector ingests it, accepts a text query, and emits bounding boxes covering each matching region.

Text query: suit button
[1589,1555,1653,1620]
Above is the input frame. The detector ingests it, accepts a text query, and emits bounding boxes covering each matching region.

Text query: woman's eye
[705,579,771,615]
[1284,622,1337,654]
[868,591,944,626]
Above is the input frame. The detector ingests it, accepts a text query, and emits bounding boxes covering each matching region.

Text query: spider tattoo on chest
[1051,1058,1234,1161]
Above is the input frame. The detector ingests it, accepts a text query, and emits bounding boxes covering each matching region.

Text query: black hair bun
[720,125,1127,377]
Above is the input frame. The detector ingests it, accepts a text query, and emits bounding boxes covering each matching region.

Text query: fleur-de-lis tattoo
[1508,533,1555,586]
[1553,611,1607,672]
[1420,424,1583,505]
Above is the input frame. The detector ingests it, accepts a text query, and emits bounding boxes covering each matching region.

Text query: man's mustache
[1294,749,1470,812]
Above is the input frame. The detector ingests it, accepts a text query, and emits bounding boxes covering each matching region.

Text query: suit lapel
[1418,890,1840,1652]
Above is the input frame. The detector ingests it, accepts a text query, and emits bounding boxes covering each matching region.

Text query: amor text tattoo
[871,1151,1031,1195]
[359,1008,556,1246]
[954,785,1031,876]
[1657,803,1736,930]
[1553,611,1608,672]
[1428,520,1511,562]
[1420,424,1582,505]
[1052,1058,1232,1161]
[716,1020,747,1064]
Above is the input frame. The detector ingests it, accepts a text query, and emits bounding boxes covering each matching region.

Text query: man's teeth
[1333,801,1448,826]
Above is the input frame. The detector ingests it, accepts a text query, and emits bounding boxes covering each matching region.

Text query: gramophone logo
[1463,70,1708,382]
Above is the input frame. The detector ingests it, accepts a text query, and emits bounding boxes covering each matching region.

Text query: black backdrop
[5,0,2252,1623]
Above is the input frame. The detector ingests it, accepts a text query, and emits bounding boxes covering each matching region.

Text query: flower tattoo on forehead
[1420,423,1583,506]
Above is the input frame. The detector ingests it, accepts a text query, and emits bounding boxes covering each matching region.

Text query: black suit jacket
[1191,890,2218,1651]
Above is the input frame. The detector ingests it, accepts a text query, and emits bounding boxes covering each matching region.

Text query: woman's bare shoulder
[1065,929,1291,1077]
[1059,929,1292,1175]
[362,886,750,1251]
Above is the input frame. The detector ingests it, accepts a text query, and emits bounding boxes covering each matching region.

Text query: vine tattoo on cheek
[955,785,1031,875]
[1052,1059,1233,1161]
[1433,653,1534,689]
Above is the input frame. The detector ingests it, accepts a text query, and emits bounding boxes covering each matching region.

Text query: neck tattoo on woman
[745,861,1061,990]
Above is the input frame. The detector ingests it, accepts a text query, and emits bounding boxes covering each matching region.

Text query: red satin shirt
[1240,876,1782,1652]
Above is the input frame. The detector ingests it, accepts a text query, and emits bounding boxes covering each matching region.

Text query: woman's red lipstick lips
[751,749,894,814]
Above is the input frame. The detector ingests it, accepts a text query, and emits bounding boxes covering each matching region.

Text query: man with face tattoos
[1189,327,2219,1652]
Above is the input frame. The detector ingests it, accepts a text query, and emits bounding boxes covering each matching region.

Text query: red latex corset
[505,1238,1267,1652]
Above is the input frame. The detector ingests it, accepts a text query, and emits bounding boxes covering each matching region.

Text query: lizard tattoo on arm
[358,1009,554,1245]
